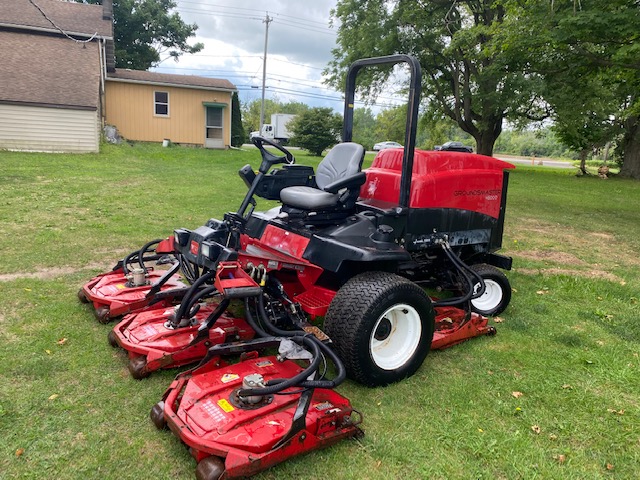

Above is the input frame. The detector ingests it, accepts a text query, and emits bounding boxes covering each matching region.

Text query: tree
[76,0,203,69]
[230,92,245,147]
[509,0,640,178]
[289,108,342,156]
[351,107,377,150]
[327,0,546,155]
[374,105,407,145]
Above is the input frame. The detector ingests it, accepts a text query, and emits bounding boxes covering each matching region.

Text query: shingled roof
[0,30,101,109]
[0,0,112,39]
[108,69,236,91]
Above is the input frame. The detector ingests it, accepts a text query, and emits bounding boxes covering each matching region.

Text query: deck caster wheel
[95,306,112,324]
[469,264,511,316]
[128,356,150,380]
[77,289,89,303]
[107,329,119,348]
[196,456,225,480]
[150,401,166,430]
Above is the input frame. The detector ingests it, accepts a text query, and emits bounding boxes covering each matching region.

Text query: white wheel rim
[370,303,422,370]
[471,279,502,312]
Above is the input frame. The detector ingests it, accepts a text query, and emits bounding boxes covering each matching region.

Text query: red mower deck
[153,355,362,480]
[110,303,255,379]
[79,267,188,323]
[432,305,495,350]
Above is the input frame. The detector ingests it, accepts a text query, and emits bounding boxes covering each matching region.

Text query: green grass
[1,144,639,479]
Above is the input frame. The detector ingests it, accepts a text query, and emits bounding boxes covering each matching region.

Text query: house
[0,0,113,152]
[0,0,236,152]
[105,69,235,149]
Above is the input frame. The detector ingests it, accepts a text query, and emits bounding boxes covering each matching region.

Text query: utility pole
[259,13,273,134]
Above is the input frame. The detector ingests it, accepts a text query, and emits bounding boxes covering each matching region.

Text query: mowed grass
[1,143,639,479]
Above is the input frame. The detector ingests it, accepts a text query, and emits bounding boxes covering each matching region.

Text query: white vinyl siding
[0,104,99,153]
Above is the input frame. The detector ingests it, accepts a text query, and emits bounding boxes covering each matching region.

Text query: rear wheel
[196,456,225,480]
[77,289,89,303]
[150,401,166,430]
[324,271,435,387]
[107,329,119,348]
[469,264,511,316]
[94,306,112,324]
[128,355,150,380]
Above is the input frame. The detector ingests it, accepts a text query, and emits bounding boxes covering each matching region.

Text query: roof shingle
[0,0,112,38]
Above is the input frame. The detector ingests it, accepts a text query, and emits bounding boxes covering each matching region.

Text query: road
[494,155,575,169]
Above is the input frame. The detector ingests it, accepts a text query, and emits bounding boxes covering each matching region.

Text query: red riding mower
[81,55,514,479]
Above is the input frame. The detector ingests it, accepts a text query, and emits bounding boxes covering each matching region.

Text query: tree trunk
[578,149,589,174]
[473,120,502,156]
[620,115,640,180]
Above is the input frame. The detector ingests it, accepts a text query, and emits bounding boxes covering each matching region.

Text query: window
[154,91,169,116]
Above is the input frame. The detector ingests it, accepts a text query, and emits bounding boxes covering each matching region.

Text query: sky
[155,0,405,112]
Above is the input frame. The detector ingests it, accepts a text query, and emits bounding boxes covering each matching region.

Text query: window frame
[154,91,170,117]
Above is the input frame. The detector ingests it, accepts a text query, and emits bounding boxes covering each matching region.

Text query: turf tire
[324,271,435,387]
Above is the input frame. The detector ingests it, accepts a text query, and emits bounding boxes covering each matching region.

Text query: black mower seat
[280,142,365,211]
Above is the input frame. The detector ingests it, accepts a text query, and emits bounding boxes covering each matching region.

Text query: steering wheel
[251,136,295,171]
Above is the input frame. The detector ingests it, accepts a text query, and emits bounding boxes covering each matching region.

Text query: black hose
[172,270,216,323]
[255,295,346,389]
[136,239,162,271]
[186,286,218,318]
[433,242,486,307]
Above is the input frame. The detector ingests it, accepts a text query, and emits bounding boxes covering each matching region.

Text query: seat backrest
[315,142,365,190]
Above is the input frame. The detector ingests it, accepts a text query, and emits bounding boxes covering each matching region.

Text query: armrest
[323,172,367,194]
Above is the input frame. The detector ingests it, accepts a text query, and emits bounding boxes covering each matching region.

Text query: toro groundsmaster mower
[81,54,515,479]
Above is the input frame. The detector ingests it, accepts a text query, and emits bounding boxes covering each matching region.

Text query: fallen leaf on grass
[511,391,523,398]
[511,287,518,293]
[494,317,504,323]
[24,288,32,292]
[553,454,566,464]
[606,463,614,471]
[607,408,624,415]
[531,425,541,434]
[549,434,558,440]
[478,428,484,433]
[45,349,52,355]
[48,394,58,401]
[57,338,67,346]
[15,448,24,457]
[562,384,573,389]
[536,290,548,295]
[376,460,382,468]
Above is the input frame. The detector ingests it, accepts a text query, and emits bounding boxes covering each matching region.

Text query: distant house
[0,0,236,152]
[0,0,114,152]
[106,69,236,148]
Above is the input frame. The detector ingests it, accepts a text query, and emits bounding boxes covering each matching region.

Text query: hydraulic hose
[255,295,347,389]
[171,270,216,324]
[433,241,486,307]
[185,286,218,318]
[136,239,162,271]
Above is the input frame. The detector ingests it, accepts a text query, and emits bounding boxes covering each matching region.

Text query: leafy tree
[374,105,407,145]
[230,92,245,147]
[510,0,640,178]
[76,0,203,69]
[351,108,377,150]
[327,0,546,155]
[289,108,342,156]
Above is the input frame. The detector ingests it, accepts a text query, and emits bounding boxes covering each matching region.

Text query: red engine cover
[360,149,515,218]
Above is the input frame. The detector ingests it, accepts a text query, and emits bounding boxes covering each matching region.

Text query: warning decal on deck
[218,398,235,413]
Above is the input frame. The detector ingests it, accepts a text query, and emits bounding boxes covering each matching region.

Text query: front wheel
[324,272,435,387]
[469,264,511,316]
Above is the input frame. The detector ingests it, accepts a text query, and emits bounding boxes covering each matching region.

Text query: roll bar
[342,55,422,209]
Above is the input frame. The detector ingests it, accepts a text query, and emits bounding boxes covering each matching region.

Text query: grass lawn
[1,143,639,479]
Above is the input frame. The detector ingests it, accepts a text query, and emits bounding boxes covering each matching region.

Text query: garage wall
[0,103,99,153]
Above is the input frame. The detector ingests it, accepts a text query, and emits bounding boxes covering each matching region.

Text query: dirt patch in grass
[0,264,111,283]
[514,250,586,265]
[517,267,622,282]
[508,218,640,267]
